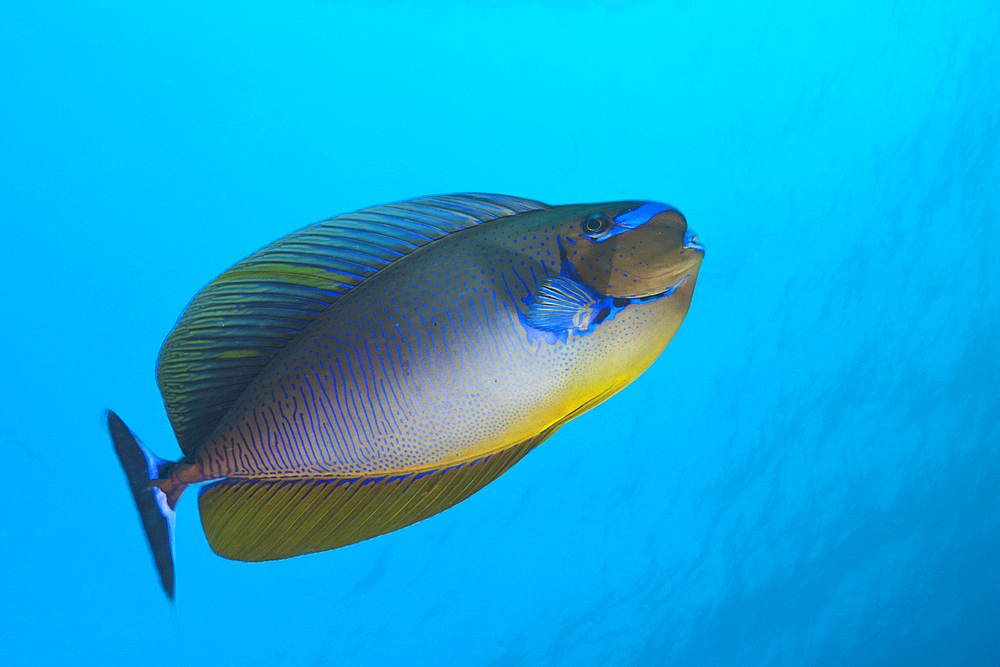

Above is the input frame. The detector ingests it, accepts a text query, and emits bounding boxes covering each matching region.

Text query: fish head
[564,202,704,299]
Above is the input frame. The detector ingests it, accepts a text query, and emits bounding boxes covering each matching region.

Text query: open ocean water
[1,1,998,665]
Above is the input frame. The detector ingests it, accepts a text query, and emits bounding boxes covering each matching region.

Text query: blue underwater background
[2,1,998,665]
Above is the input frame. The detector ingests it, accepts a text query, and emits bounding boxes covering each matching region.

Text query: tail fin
[106,409,177,601]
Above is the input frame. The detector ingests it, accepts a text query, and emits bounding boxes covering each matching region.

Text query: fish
[107,193,705,600]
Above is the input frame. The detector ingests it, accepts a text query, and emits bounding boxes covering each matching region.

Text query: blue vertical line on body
[426,324,456,411]
[261,411,283,472]
[473,296,504,376]
[292,387,317,469]
[433,320,458,400]
[511,266,533,298]
[500,270,518,309]
[423,325,450,411]
[342,355,377,466]
[236,419,264,472]
[405,338,431,413]
[234,427,251,475]
[234,423,256,474]
[242,421,266,473]
[467,299,501,376]
[303,381,336,473]
[500,298,533,358]
[376,342,406,414]
[224,434,236,472]
[457,304,485,383]
[213,434,230,474]
[287,394,314,469]
[267,406,293,470]
[314,378,349,469]
[255,410,279,472]
[275,405,301,470]
[283,394,304,467]
[349,345,382,452]
[364,341,394,437]
[328,360,361,467]
[315,377,350,469]
[205,444,218,477]
[214,440,226,476]
[297,380,325,469]
[489,290,518,363]
[405,343,429,414]
[375,374,400,438]
[337,357,365,465]
[389,343,416,414]
[444,305,474,387]
[415,332,439,402]
[276,399,307,471]
[356,343,391,442]
[333,357,364,468]
[389,344,419,415]
[251,412,269,473]
[502,268,538,356]
[437,309,462,388]
[301,377,331,470]
[477,296,508,371]
[454,304,487,379]
[367,340,401,434]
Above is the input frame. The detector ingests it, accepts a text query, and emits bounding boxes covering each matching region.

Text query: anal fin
[199,428,556,562]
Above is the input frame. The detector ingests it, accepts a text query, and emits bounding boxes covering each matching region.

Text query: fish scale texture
[157,194,547,455]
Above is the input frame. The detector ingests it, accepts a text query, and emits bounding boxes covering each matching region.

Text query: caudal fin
[106,409,177,601]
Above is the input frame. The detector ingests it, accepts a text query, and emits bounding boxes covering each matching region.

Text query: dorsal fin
[156,193,549,454]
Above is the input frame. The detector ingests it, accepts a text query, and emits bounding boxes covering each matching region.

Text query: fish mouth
[626,244,702,299]
[628,273,692,303]
[683,231,704,253]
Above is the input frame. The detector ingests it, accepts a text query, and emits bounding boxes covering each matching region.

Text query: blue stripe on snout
[588,202,679,243]
[613,202,677,229]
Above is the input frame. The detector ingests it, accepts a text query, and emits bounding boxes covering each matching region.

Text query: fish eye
[583,214,611,234]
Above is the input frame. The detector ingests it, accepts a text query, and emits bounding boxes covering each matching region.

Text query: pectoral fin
[525,276,607,333]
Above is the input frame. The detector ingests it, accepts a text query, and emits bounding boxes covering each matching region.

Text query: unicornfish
[107,193,705,600]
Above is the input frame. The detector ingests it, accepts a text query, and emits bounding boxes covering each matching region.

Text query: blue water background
[1,1,997,665]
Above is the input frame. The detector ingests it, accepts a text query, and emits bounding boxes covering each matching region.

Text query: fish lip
[626,273,692,301]
[683,231,704,253]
